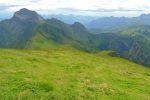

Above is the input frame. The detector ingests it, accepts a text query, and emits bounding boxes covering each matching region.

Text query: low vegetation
[0,48,149,100]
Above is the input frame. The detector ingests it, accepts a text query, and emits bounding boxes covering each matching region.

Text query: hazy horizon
[1,0,150,19]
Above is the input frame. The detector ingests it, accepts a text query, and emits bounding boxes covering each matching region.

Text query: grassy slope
[26,32,95,52]
[0,48,149,100]
[26,33,61,49]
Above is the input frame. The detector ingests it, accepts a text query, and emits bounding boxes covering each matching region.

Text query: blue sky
[0,0,150,18]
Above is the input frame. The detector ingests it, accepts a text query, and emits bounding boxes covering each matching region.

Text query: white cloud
[0,0,150,17]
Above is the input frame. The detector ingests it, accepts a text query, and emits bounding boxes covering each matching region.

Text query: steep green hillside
[90,25,150,67]
[26,33,61,49]
[118,26,150,66]
[0,48,149,100]
[0,9,92,51]
[0,8,45,48]
[1,8,150,67]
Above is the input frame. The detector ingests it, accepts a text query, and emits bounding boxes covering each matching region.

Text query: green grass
[26,33,61,49]
[0,48,149,100]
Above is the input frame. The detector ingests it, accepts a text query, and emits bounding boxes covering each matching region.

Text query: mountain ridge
[87,14,150,33]
[0,8,150,67]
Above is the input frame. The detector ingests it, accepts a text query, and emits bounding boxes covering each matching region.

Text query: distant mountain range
[43,14,150,33]
[86,14,150,33]
[44,14,98,24]
[0,8,150,67]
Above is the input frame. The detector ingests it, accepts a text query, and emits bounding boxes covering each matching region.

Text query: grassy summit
[0,48,149,100]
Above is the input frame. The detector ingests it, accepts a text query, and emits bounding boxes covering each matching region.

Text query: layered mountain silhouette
[0,8,150,67]
[0,8,92,50]
[87,14,150,33]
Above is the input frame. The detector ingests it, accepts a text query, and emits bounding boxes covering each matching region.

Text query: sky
[0,0,150,18]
